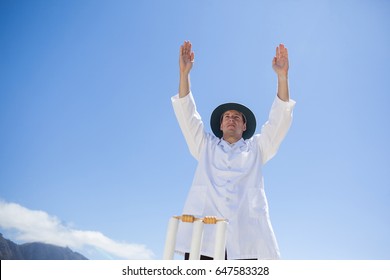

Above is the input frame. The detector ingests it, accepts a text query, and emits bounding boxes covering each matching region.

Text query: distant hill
[0,233,87,260]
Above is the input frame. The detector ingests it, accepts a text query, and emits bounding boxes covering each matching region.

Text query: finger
[183,42,187,54]
[283,47,288,57]
[279,44,288,57]
[183,41,191,55]
[272,56,277,66]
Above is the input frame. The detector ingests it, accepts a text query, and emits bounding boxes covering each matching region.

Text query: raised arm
[179,41,195,98]
[272,44,290,102]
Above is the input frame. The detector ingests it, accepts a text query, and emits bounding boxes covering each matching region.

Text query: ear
[220,123,223,131]
[243,123,247,131]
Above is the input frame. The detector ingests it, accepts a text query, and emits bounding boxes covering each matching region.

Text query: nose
[225,116,234,121]
[227,117,237,123]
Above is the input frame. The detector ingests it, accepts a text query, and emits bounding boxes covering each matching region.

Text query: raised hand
[179,41,195,75]
[272,44,289,78]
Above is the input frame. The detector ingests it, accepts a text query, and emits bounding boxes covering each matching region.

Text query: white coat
[171,92,295,259]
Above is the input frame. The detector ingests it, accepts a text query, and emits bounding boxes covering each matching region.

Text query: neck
[223,135,241,144]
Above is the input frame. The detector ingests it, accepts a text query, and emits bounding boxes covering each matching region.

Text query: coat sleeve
[171,92,207,161]
[255,96,296,165]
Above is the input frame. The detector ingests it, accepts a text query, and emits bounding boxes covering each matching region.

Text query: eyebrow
[220,112,247,123]
[224,112,241,116]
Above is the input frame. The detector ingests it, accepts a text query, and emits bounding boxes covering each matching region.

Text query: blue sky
[0,0,389,260]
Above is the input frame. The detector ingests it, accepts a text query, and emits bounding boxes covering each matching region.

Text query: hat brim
[210,103,256,140]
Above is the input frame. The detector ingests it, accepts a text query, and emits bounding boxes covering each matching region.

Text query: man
[171,41,295,260]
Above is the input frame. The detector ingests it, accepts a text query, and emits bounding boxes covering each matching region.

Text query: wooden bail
[175,215,227,224]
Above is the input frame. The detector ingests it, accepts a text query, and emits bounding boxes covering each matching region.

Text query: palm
[272,44,289,76]
[179,41,195,74]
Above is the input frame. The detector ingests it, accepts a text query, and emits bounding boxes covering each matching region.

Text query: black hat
[210,102,256,140]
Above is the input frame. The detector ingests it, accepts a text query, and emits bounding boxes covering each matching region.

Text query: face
[220,110,247,139]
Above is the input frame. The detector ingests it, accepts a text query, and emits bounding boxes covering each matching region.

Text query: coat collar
[218,138,248,152]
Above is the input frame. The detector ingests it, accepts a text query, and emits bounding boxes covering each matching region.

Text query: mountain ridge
[0,233,88,260]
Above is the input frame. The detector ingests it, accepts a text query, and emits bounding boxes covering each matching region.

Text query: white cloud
[0,200,155,259]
